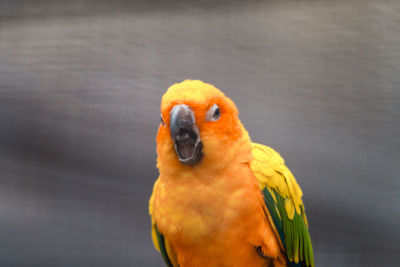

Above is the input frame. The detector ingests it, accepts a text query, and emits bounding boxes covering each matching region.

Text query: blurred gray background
[0,0,399,266]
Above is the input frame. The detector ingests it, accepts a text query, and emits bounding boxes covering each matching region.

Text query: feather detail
[154,225,174,267]
[250,143,314,267]
[151,222,160,252]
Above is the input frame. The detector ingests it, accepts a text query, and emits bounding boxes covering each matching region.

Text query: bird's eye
[213,107,220,118]
[206,104,221,121]
[160,114,166,126]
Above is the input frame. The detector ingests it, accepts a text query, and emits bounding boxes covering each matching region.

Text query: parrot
[149,80,314,267]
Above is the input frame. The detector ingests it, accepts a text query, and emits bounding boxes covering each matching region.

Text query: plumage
[149,80,314,267]
[251,143,314,266]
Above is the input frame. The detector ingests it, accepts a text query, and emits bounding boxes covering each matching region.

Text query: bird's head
[156,80,251,175]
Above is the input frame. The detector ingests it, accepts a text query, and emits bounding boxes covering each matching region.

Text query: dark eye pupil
[214,108,220,117]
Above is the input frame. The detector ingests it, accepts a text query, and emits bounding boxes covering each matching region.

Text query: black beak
[170,104,203,165]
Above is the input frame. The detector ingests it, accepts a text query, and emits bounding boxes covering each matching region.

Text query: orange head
[156,80,252,176]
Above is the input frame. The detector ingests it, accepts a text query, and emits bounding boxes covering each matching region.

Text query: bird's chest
[153,173,253,244]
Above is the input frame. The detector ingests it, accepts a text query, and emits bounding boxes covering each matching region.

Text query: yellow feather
[275,206,281,220]
[149,179,159,216]
[149,179,161,251]
[250,143,305,218]
[151,223,160,252]
[293,243,300,263]
[267,187,277,203]
[302,209,309,227]
[285,198,295,220]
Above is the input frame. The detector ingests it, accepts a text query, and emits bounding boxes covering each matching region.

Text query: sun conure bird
[149,80,314,267]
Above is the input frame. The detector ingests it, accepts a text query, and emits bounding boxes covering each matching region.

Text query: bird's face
[156,80,248,173]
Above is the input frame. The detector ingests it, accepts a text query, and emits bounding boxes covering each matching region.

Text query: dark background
[0,0,399,266]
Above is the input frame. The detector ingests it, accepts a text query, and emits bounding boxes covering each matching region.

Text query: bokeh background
[1,0,399,266]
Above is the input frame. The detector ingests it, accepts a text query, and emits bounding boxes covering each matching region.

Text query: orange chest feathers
[152,162,274,266]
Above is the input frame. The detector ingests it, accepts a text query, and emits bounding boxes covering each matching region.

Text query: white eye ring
[160,114,166,126]
[206,104,221,121]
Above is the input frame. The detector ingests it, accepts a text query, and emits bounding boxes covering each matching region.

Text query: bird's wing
[149,179,179,267]
[250,143,314,267]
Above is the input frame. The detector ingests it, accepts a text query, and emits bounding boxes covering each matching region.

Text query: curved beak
[170,104,203,165]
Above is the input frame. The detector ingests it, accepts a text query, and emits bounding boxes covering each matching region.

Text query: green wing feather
[251,143,314,267]
[154,224,174,267]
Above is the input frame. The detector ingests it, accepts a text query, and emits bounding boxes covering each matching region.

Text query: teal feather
[154,224,174,267]
[262,188,285,247]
